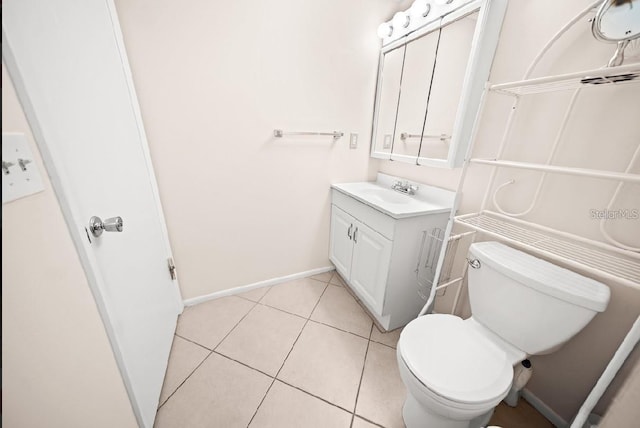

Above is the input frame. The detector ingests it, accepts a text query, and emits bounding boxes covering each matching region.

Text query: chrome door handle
[89,216,124,237]
[353,227,358,243]
[347,224,353,240]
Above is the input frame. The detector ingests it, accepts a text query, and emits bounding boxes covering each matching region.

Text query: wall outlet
[383,134,392,149]
[350,133,358,149]
[2,133,45,204]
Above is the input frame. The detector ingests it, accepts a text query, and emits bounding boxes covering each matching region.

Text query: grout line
[246,281,330,427]
[277,378,356,416]
[353,414,387,428]
[236,295,266,304]
[158,346,214,409]
[307,318,372,341]
[161,301,259,409]
[213,350,275,380]
[213,301,260,353]
[247,377,277,427]
[256,301,310,322]
[174,333,213,351]
[351,323,375,427]
[369,340,397,350]
[309,276,332,285]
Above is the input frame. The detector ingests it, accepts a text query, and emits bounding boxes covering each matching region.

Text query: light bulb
[377,22,393,38]
[392,11,410,29]
[411,0,432,18]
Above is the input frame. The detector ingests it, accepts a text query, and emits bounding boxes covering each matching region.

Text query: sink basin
[360,188,410,204]
[331,174,456,219]
[331,173,455,218]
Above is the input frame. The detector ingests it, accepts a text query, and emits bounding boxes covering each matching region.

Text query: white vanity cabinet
[329,174,455,331]
[330,206,392,315]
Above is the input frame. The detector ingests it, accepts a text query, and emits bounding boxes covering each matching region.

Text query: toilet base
[402,395,494,428]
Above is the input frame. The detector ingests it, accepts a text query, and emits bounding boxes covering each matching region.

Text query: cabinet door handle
[347,224,353,239]
[353,227,358,243]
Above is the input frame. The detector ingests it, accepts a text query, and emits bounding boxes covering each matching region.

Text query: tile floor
[154,271,551,428]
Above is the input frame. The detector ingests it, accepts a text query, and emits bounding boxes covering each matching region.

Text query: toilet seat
[398,314,513,406]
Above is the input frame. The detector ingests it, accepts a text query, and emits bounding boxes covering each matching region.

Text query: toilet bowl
[397,315,513,428]
[397,241,610,428]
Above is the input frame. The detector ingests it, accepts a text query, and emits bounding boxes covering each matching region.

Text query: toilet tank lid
[469,242,610,312]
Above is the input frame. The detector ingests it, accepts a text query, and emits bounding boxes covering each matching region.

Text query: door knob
[89,216,123,237]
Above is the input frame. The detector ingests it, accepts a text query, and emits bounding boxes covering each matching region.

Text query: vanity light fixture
[411,0,432,17]
[377,22,394,38]
[392,11,411,29]
[377,0,463,41]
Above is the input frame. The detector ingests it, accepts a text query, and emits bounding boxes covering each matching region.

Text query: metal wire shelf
[455,210,640,289]
[489,62,640,96]
[469,158,640,184]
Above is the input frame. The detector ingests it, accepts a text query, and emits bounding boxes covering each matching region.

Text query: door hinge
[168,257,177,280]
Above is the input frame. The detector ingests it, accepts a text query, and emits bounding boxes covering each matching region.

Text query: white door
[3,1,182,427]
[350,221,392,314]
[329,206,355,279]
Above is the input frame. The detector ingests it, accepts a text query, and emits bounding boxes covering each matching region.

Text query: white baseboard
[183,266,335,307]
[521,388,568,428]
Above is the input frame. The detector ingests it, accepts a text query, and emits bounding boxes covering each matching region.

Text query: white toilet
[397,241,610,428]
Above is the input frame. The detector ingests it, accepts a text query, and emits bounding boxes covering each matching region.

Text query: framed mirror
[370,0,507,168]
[418,11,477,162]
[372,45,405,158]
[391,29,440,162]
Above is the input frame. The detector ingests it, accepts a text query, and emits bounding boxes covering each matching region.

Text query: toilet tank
[467,242,610,355]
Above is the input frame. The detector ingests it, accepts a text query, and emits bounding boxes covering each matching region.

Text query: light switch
[2,133,45,203]
[383,134,392,149]
[350,133,358,149]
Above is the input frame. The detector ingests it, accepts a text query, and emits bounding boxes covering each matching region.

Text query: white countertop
[331,174,456,219]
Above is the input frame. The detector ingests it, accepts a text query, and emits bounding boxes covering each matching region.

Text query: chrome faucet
[391,180,419,195]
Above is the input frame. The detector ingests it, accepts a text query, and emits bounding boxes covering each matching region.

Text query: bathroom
[2,0,639,427]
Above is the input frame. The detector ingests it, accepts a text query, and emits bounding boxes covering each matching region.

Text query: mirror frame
[592,0,640,43]
[369,0,507,168]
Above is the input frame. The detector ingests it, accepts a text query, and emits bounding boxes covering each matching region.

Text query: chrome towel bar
[400,132,450,142]
[273,129,344,141]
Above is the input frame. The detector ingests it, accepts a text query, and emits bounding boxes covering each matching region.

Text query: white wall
[380,0,640,423]
[113,0,406,300]
[2,64,138,428]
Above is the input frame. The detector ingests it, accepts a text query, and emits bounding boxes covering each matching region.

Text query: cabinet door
[350,220,392,314]
[329,205,355,279]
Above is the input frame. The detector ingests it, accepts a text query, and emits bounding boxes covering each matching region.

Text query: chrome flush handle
[467,258,481,269]
[89,216,124,237]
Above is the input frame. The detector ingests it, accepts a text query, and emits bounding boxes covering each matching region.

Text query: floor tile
[352,416,383,428]
[330,272,347,287]
[310,285,373,338]
[158,336,210,406]
[310,271,333,283]
[237,286,271,302]
[176,296,255,349]
[155,353,272,428]
[277,321,368,411]
[260,278,326,318]
[216,304,306,376]
[249,380,351,428]
[356,342,406,428]
[490,401,554,427]
[370,325,403,349]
